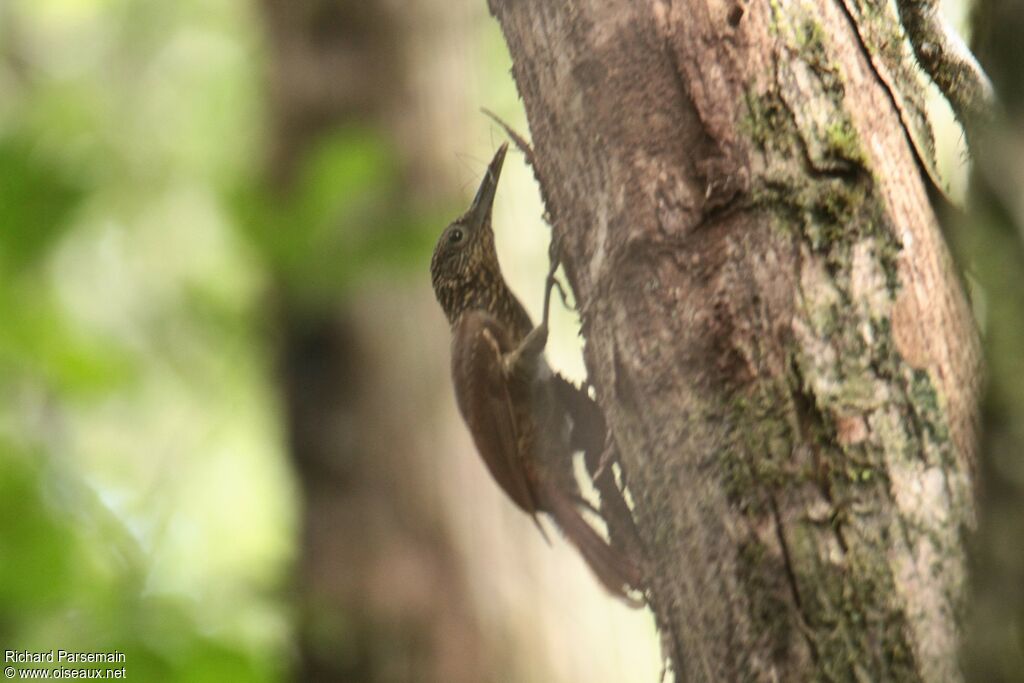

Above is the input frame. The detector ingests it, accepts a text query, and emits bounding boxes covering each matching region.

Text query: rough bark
[488,0,981,680]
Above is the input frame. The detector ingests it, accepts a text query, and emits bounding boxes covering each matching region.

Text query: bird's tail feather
[539,479,643,606]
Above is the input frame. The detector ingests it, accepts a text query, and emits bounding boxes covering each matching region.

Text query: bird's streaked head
[431,143,508,324]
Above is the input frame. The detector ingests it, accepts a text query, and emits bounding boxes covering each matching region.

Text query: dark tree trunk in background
[257,2,490,680]
[957,0,1024,679]
[489,0,981,680]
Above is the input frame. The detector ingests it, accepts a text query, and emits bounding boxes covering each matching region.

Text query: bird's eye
[449,228,464,244]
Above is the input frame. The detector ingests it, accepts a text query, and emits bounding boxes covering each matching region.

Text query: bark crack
[769,494,822,668]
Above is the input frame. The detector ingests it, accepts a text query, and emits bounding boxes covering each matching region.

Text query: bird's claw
[592,434,616,482]
[547,235,562,275]
[541,233,570,325]
[540,234,564,328]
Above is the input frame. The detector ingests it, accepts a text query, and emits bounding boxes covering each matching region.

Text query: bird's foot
[591,434,616,482]
[541,234,564,328]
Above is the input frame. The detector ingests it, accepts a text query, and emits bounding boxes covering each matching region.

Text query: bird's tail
[539,479,643,605]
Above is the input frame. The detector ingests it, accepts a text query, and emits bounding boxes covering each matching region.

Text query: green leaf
[0,447,76,617]
[0,135,85,273]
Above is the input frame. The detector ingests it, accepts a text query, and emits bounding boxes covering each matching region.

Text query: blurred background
[0,0,661,680]
[0,0,1018,681]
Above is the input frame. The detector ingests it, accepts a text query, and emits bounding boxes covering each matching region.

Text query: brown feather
[536,477,643,603]
[451,311,546,538]
[433,145,641,602]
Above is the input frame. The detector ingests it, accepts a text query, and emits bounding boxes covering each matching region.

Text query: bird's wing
[451,311,543,524]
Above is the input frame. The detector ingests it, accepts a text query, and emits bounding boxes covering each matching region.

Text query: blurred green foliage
[0,0,448,676]
[0,0,293,679]
[0,135,84,273]
[0,442,273,682]
[233,126,442,305]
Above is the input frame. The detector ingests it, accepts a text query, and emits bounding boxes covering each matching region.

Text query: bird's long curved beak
[467,142,508,229]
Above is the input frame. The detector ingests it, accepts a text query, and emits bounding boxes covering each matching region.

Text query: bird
[430,142,641,600]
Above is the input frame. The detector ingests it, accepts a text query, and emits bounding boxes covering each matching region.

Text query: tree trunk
[488,0,981,680]
[257,1,493,680]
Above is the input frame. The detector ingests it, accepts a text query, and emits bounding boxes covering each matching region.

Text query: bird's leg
[542,234,562,322]
[551,276,570,311]
[505,237,561,374]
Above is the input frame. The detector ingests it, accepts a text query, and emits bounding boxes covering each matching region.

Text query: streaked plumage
[430,143,639,599]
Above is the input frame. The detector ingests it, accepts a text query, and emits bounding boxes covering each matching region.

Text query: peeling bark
[488,0,981,680]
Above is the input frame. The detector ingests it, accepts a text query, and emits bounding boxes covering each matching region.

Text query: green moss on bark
[729,4,959,679]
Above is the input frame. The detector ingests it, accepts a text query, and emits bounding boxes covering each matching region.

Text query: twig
[896,0,996,150]
[481,107,539,170]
